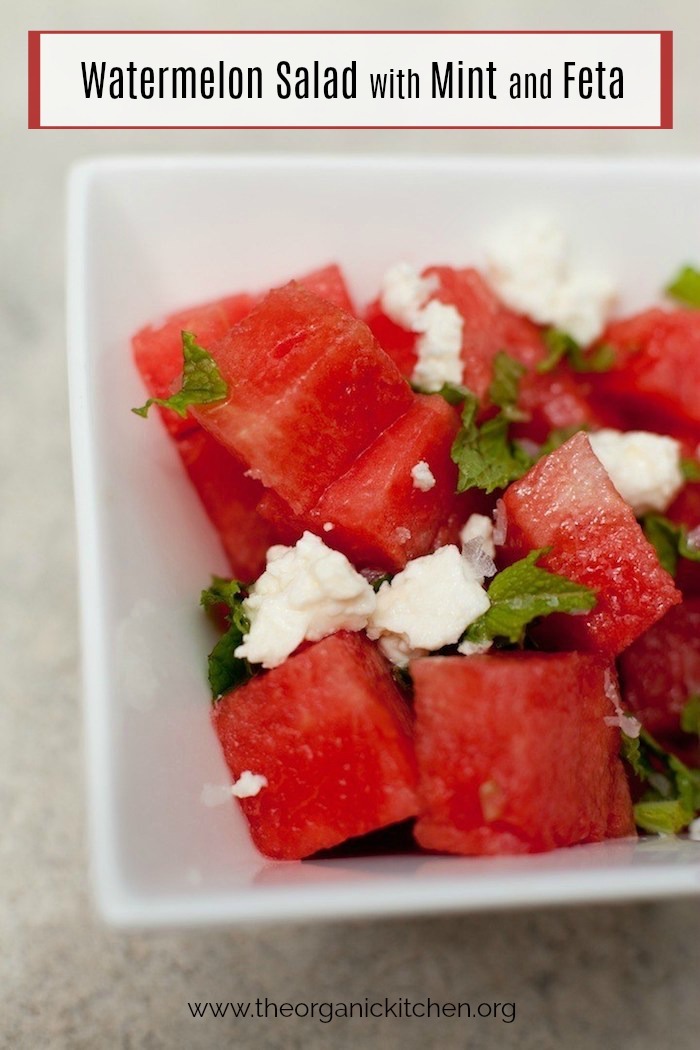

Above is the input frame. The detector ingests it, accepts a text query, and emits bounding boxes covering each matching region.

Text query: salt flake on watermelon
[603,667,641,739]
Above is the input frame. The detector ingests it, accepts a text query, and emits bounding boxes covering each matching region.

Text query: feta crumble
[588,429,684,516]
[411,460,436,492]
[367,545,490,666]
[235,532,376,669]
[485,215,616,345]
[689,817,700,842]
[380,262,436,327]
[322,522,334,532]
[459,513,496,559]
[231,770,268,799]
[379,262,464,392]
[412,300,464,391]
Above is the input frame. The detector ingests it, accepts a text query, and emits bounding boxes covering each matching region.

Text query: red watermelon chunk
[617,599,700,738]
[132,292,255,438]
[412,653,635,856]
[590,308,700,436]
[500,432,681,654]
[297,263,355,314]
[176,429,278,581]
[513,367,614,445]
[212,632,419,859]
[309,394,461,571]
[195,284,413,513]
[366,266,544,400]
[256,395,464,571]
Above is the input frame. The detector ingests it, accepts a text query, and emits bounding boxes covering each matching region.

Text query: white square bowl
[67,154,700,927]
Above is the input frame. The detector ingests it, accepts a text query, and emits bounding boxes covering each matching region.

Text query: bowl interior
[68,155,700,925]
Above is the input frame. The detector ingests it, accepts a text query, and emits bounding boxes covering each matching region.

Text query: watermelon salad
[132,218,700,861]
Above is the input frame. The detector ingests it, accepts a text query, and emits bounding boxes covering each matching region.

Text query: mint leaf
[451,395,533,494]
[681,457,700,482]
[200,575,253,700]
[370,573,393,593]
[642,514,700,577]
[537,328,616,375]
[666,265,700,308]
[633,800,691,836]
[132,331,228,419]
[488,351,528,421]
[681,695,700,737]
[621,728,700,835]
[463,549,596,646]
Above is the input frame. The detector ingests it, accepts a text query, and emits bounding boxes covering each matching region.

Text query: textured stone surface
[4,1,700,1047]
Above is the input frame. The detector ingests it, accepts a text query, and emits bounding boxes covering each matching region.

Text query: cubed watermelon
[296,263,355,314]
[308,394,461,571]
[590,309,700,436]
[132,292,255,437]
[513,367,612,445]
[195,284,413,513]
[500,432,681,654]
[176,429,278,581]
[256,394,469,571]
[366,266,544,400]
[212,632,419,859]
[412,653,635,856]
[617,599,700,738]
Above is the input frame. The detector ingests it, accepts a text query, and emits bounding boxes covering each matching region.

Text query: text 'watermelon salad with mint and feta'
[131,225,700,860]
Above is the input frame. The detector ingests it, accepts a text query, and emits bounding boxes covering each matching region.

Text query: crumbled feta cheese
[411,460,436,492]
[380,262,436,328]
[367,545,490,666]
[689,817,700,842]
[588,429,684,516]
[235,532,376,669]
[322,522,334,532]
[231,770,268,798]
[457,638,493,657]
[412,300,464,391]
[485,215,616,345]
[201,773,268,806]
[379,262,464,392]
[459,513,496,559]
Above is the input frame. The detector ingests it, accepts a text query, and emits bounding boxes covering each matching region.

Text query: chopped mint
[488,351,528,421]
[621,728,700,836]
[632,799,692,836]
[451,394,533,495]
[666,265,700,308]
[536,328,616,375]
[681,695,700,738]
[132,331,228,419]
[370,574,393,593]
[200,575,253,700]
[681,457,700,482]
[642,514,700,577]
[462,549,596,647]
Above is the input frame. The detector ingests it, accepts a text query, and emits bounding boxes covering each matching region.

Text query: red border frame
[27,30,673,131]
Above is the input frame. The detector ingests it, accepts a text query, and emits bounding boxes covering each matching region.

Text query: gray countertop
[4,1,700,1046]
